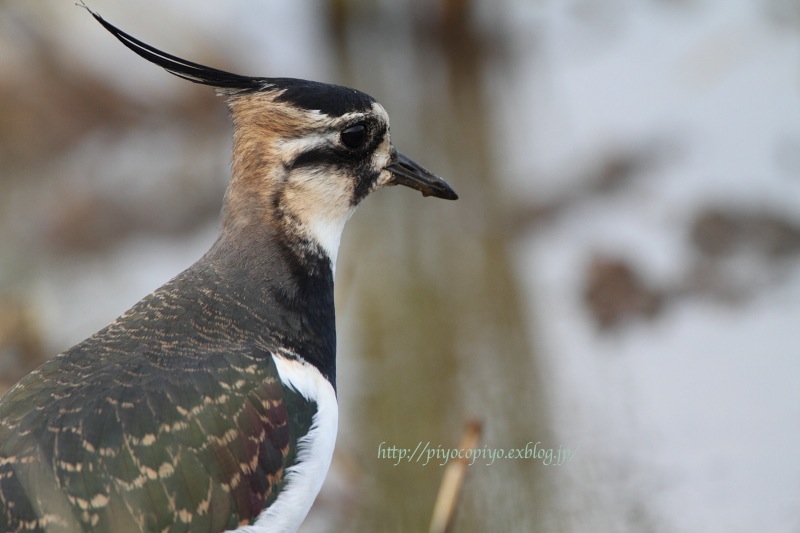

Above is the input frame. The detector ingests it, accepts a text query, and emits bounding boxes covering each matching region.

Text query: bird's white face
[274,102,393,263]
[226,88,455,269]
[235,99,392,266]
[229,92,393,265]
[277,101,394,192]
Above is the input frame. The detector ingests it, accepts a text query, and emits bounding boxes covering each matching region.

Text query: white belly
[230,355,338,533]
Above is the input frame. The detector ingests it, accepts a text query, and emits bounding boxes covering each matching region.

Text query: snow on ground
[506,1,800,531]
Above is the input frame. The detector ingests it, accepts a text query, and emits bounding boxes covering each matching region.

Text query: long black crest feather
[77,2,379,115]
[78,2,265,91]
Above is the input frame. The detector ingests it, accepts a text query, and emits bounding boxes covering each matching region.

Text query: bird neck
[203,208,338,387]
[200,115,354,386]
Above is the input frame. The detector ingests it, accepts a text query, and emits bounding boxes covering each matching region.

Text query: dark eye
[341,123,368,149]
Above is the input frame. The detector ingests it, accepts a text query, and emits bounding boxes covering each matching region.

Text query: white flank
[231,355,338,533]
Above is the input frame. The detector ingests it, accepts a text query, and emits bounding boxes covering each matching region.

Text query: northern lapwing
[0,7,457,533]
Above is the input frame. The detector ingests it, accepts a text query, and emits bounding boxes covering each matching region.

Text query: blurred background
[1,0,800,531]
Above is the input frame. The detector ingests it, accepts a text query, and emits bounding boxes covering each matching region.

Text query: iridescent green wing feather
[0,346,315,532]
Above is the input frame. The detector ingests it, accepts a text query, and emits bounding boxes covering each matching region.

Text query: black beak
[384,150,458,200]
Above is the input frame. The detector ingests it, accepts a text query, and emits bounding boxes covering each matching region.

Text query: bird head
[83,7,456,266]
